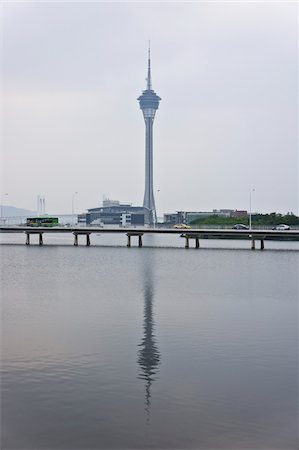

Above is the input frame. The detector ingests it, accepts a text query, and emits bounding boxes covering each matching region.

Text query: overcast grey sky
[1,1,298,215]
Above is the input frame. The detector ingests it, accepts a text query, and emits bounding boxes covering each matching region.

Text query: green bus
[26,217,59,227]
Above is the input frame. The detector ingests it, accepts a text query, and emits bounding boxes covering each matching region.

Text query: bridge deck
[0,225,299,239]
[1,225,299,249]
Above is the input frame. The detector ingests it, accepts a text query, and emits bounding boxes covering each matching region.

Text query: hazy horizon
[1,2,298,216]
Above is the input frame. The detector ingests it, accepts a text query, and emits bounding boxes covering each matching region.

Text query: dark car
[233,224,249,230]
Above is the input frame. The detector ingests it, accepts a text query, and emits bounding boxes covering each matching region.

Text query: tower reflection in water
[137,253,160,421]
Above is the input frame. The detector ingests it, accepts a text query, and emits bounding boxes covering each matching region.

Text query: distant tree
[190,212,299,227]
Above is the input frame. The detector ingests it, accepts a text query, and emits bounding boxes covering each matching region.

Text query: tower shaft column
[143,118,156,225]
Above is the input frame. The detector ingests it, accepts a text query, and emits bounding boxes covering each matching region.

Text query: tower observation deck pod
[138,46,161,225]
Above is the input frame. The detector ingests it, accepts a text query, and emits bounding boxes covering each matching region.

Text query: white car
[272,224,290,231]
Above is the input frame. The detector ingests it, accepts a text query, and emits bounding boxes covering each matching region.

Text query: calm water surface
[1,234,298,449]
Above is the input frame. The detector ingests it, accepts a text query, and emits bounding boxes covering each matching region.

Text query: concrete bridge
[1,226,299,250]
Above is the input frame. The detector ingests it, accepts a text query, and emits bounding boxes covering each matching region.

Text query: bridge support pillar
[39,233,43,246]
[126,232,143,248]
[185,237,189,249]
[260,239,264,250]
[86,234,90,246]
[26,233,30,245]
[195,238,200,249]
[251,239,255,250]
[74,234,78,246]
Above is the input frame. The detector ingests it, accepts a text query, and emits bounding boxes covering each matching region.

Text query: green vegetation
[190,213,299,227]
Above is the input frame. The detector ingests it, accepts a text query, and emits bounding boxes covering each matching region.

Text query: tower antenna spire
[147,41,152,90]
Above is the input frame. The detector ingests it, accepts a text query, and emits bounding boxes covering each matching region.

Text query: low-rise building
[86,204,145,226]
[232,210,248,217]
[164,210,232,225]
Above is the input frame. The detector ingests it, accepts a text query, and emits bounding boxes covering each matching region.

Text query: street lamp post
[1,193,8,224]
[249,189,255,230]
[72,192,78,225]
[155,189,161,227]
